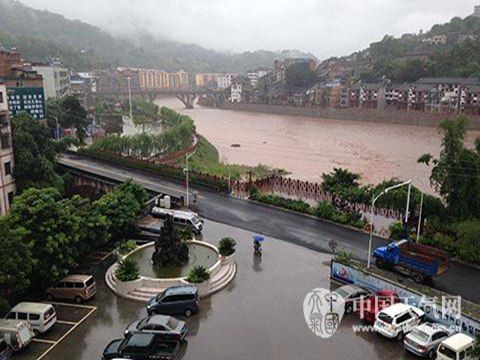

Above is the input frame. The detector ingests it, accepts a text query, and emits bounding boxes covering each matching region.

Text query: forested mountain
[358,16,480,83]
[0,0,315,72]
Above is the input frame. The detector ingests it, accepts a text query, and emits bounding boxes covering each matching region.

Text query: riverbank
[156,97,480,194]
[205,101,480,130]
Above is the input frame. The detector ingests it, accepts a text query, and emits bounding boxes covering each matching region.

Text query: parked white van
[151,208,203,234]
[374,303,425,340]
[0,319,34,351]
[6,303,56,334]
[437,333,476,360]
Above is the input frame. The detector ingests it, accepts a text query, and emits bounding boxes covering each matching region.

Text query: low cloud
[20,0,479,58]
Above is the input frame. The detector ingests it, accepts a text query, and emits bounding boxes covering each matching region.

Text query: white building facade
[230,83,242,103]
[0,84,15,215]
[32,65,71,99]
[247,70,268,87]
[217,73,236,89]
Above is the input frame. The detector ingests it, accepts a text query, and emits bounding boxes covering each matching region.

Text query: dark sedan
[125,315,188,341]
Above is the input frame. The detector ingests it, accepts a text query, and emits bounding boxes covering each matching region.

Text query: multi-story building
[195,73,221,87]
[32,63,71,99]
[217,73,237,89]
[474,5,480,17]
[0,48,46,119]
[230,83,243,103]
[97,68,141,94]
[0,83,15,215]
[247,70,268,87]
[138,69,189,90]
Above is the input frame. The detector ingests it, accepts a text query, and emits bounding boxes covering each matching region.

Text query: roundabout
[105,240,237,302]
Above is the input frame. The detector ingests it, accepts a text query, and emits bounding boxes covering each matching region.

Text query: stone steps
[210,263,236,294]
[105,260,237,302]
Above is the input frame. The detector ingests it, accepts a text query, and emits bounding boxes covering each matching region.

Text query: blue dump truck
[373,239,450,283]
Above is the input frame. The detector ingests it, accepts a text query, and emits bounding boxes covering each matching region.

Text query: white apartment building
[0,84,15,215]
[32,65,71,99]
[247,70,268,87]
[230,83,242,103]
[217,73,236,89]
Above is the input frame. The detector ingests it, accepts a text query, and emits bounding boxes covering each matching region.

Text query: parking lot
[12,302,96,360]
[26,219,434,360]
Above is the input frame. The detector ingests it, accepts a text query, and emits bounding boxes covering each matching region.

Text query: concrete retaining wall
[208,102,480,131]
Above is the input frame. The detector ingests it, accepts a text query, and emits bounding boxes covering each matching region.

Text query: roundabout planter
[220,254,235,265]
[106,240,237,302]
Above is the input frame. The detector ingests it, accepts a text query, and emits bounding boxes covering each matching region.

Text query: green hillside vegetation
[0,0,314,72]
[360,16,480,82]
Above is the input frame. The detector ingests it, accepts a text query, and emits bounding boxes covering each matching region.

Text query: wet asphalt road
[43,220,421,360]
[60,153,480,304]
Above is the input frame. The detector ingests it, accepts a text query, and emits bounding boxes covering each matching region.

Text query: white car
[374,303,425,340]
[437,333,476,360]
[404,322,451,359]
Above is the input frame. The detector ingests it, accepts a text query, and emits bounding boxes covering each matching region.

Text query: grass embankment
[180,135,275,180]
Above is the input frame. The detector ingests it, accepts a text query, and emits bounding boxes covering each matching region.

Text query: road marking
[57,320,77,325]
[36,306,97,360]
[44,301,96,310]
[32,339,56,345]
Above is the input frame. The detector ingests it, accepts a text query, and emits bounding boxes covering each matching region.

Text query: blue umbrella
[253,235,264,242]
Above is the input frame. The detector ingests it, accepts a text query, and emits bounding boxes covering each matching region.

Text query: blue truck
[373,239,450,283]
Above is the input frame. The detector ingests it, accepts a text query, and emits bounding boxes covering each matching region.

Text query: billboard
[331,260,480,337]
[7,87,46,119]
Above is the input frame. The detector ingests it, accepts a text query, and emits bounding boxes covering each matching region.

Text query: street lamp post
[367,180,412,268]
[185,151,196,207]
[127,76,133,122]
[416,192,424,243]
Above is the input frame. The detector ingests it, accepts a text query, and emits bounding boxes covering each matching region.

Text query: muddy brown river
[155,97,480,194]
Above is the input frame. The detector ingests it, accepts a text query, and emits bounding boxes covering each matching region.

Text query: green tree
[0,216,34,297]
[9,188,83,286]
[47,96,88,143]
[93,181,147,239]
[418,116,480,219]
[322,168,361,192]
[285,62,316,88]
[11,112,66,193]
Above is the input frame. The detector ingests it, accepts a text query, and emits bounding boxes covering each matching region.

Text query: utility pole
[367,180,412,268]
[185,151,196,207]
[127,76,133,122]
[416,192,424,243]
[405,182,412,224]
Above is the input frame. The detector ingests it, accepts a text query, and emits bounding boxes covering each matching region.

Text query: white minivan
[172,211,203,234]
[0,319,34,351]
[7,302,57,334]
[374,303,425,340]
[437,333,476,360]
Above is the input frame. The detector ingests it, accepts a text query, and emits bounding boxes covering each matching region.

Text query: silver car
[404,322,451,359]
[124,315,188,341]
[333,285,370,314]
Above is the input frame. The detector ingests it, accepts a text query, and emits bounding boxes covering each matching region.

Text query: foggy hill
[0,0,315,72]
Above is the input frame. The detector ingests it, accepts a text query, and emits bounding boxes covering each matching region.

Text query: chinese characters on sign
[7,87,46,119]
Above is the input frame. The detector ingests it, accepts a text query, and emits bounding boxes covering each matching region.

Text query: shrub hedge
[78,148,229,192]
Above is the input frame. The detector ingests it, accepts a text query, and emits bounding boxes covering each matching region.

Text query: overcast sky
[20,0,479,59]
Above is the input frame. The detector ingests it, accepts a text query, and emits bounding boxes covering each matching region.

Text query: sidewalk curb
[244,197,480,271]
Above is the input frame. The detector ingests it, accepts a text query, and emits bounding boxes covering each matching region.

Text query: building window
[4,161,12,176]
[7,191,14,208]
[0,92,3,103]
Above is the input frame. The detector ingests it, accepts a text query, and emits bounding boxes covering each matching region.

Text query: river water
[155,97,480,194]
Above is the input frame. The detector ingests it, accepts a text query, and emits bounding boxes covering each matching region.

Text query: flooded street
[42,219,419,360]
[155,97,480,194]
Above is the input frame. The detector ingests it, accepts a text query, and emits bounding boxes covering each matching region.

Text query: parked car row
[103,285,199,360]
[335,285,477,359]
[0,274,96,355]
